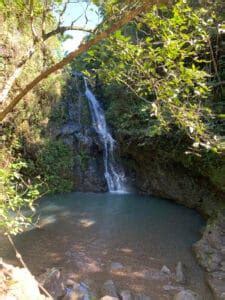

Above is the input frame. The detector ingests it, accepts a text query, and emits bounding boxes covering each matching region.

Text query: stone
[41,268,65,299]
[221,261,225,272]
[134,294,151,300]
[63,136,74,146]
[63,282,91,300]
[63,290,87,300]
[161,265,171,275]
[163,285,184,291]
[193,216,225,273]
[211,271,225,280]
[101,297,119,300]
[174,290,201,300]
[176,262,186,284]
[0,261,45,300]
[207,276,225,300]
[63,290,85,300]
[65,278,77,288]
[121,290,133,300]
[72,71,83,78]
[102,280,118,298]
[61,122,82,136]
[110,262,124,271]
[194,215,225,299]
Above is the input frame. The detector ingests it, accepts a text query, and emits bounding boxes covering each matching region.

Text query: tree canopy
[0,0,168,122]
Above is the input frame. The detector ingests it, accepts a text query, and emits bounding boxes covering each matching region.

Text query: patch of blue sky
[59,1,101,53]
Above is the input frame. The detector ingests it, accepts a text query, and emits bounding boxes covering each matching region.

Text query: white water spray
[84,78,127,193]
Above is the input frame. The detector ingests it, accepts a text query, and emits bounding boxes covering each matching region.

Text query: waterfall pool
[0,192,212,299]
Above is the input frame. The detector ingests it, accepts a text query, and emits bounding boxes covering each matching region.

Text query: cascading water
[84,77,127,193]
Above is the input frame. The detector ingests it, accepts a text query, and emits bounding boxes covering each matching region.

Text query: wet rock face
[60,122,82,136]
[52,76,107,193]
[194,214,225,299]
[121,142,224,217]
[59,122,107,192]
[175,262,186,284]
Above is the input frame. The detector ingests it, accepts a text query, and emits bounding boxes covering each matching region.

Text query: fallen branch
[7,234,53,299]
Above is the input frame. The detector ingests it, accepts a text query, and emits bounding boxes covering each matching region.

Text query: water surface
[0,192,211,299]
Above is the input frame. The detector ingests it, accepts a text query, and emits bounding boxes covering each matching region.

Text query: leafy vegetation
[74,0,225,192]
[35,140,74,193]
[1,0,225,235]
[0,137,41,235]
[0,0,74,234]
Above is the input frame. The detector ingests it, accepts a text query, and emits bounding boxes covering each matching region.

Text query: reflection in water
[0,192,211,299]
[78,218,96,228]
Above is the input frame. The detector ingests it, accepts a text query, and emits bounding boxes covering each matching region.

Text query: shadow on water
[0,192,212,298]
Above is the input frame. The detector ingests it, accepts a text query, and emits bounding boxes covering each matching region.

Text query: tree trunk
[0,48,35,104]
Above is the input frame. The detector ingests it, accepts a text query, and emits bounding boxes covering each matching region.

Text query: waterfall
[84,78,127,193]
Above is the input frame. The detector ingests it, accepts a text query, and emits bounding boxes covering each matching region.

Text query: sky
[60,2,101,53]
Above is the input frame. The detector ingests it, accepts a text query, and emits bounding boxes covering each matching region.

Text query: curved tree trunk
[0,0,168,122]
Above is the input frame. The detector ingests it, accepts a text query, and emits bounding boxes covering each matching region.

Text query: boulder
[207,275,225,300]
[176,262,186,284]
[60,123,82,136]
[101,297,119,300]
[110,262,124,271]
[0,260,45,300]
[63,282,91,300]
[174,290,201,300]
[161,265,171,276]
[194,216,225,273]
[163,285,184,292]
[121,290,133,300]
[134,294,151,300]
[40,268,65,299]
[102,280,118,298]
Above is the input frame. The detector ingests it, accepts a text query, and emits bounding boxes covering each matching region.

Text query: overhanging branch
[44,25,94,40]
[0,0,168,122]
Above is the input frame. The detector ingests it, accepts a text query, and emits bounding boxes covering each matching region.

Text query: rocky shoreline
[194,215,225,299]
[5,261,201,299]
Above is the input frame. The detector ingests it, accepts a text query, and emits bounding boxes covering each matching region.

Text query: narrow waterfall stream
[84,78,126,193]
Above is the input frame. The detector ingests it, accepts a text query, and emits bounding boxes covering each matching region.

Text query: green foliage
[35,140,74,193]
[75,151,89,172]
[0,153,41,235]
[0,0,69,235]
[209,165,225,192]
[73,0,225,193]
[83,1,212,143]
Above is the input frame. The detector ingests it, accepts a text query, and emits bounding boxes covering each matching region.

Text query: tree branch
[43,25,94,40]
[0,48,35,104]
[0,5,90,104]
[0,0,168,122]
[41,0,48,39]
[58,0,69,27]
[29,0,39,43]
[0,22,92,105]
[0,1,93,104]
[7,234,53,299]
